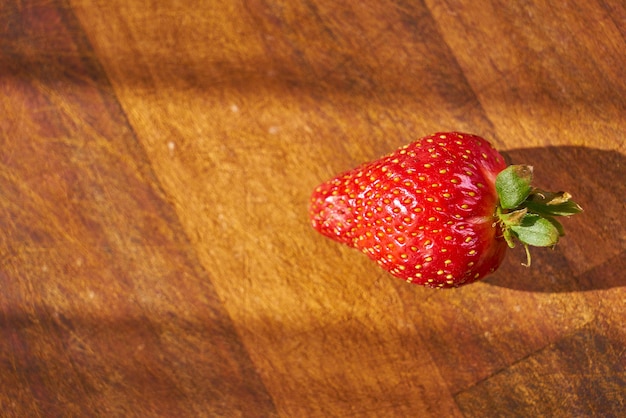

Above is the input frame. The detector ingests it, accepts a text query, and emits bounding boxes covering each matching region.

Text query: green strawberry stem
[495,165,583,267]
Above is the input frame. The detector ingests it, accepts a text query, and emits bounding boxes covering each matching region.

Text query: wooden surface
[1,0,624,416]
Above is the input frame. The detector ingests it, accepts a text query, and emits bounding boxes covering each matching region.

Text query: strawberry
[310,132,582,288]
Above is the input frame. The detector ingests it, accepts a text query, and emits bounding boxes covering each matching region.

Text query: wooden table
[1,0,624,416]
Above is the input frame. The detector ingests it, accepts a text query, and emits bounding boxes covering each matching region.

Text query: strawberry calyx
[494,165,583,266]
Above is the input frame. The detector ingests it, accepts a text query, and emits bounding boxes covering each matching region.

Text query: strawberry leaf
[509,213,560,247]
[496,165,534,209]
[547,216,565,237]
[499,208,528,227]
[525,191,583,217]
[502,228,517,248]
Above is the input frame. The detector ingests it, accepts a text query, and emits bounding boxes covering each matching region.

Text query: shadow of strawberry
[484,146,625,292]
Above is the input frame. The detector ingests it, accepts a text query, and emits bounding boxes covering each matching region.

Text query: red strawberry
[310,132,581,288]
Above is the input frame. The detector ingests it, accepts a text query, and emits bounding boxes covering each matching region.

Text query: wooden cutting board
[1,0,624,416]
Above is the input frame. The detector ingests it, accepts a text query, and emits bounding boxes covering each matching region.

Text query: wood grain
[0,1,275,416]
[456,326,626,417]
[2,0,625,416]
